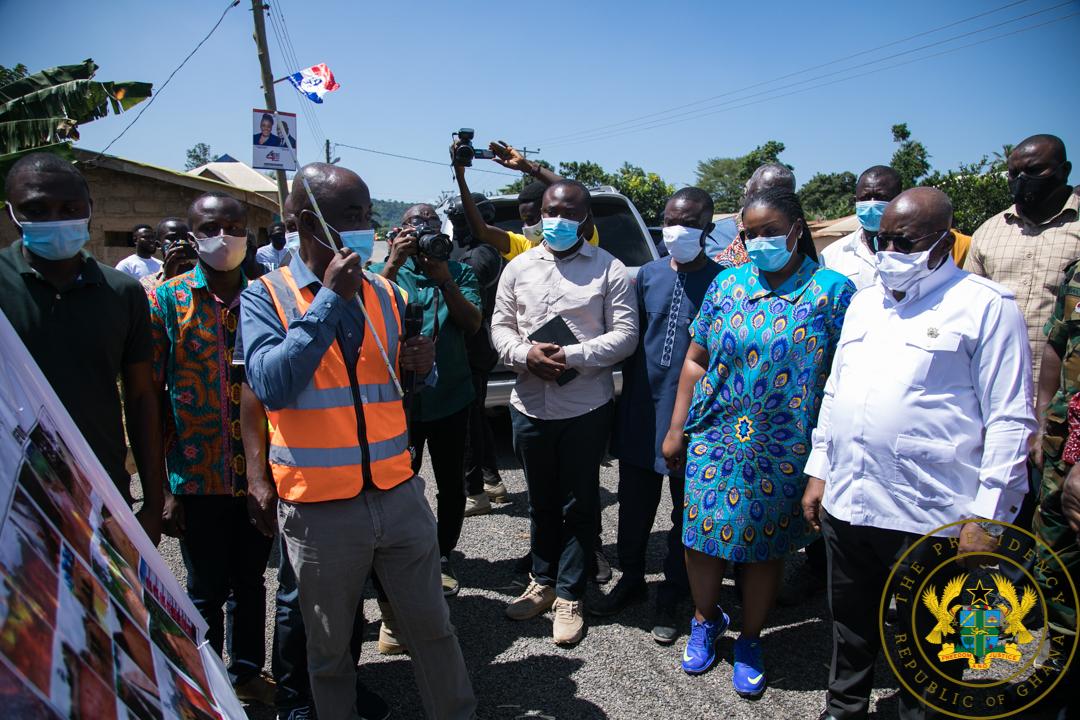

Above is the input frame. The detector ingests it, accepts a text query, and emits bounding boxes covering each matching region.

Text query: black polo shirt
[0,240,153,499]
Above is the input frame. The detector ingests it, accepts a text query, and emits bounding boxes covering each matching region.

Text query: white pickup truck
[441,185,659,409]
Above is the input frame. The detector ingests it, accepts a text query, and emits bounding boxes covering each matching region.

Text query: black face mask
[1008,164,1065,209]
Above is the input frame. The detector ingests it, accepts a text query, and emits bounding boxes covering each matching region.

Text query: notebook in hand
[527,315,580,386]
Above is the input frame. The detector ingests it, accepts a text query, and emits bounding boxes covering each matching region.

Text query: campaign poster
[252,108,298,171]
[0,311,245,720]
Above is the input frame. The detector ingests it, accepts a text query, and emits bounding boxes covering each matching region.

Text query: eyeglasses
[876,229,949,254]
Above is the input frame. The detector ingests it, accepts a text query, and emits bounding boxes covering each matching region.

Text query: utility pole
[251,0,289,214]
[520,147,541,162]
[325,139,331,164]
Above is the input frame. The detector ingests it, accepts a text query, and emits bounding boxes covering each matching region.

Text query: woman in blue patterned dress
[662,188,854,697]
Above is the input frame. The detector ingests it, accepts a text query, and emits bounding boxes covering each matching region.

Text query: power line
[333,142,519,177]
[548,9,1078,151]
[270,1,330,154]
[539,0,1037,145]
[95,0,240,159]
[265,3,326,157]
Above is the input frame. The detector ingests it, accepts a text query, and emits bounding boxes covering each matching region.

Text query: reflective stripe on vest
[259,265,413,502]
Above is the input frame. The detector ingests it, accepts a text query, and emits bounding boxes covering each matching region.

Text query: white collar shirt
[803,258,1035,536]
[820,228,878,291]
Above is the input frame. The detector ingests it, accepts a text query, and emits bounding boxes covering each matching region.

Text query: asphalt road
[156,414,905,720]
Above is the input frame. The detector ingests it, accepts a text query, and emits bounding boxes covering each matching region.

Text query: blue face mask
[542,216,582,252]
[339,228,375,263]
[855,200,889,233]
[284,231,300,254]
[9,208,92,261]
[745,225,796,273]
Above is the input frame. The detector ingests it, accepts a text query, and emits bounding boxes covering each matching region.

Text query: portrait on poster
[252,108,297,171]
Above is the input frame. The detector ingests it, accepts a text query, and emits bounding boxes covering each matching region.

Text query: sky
[2,0,1078,204]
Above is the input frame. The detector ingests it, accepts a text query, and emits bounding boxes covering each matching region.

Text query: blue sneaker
[732,636,766,698]
[680,611,730,675]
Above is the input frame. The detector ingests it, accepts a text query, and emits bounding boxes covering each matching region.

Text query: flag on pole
[286,63,340,104]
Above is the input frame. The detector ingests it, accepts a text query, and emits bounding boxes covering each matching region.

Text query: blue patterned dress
[683,256,853,562]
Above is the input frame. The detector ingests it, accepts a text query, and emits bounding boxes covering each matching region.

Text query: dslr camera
[389,225,454,263]
[452,128,495,167]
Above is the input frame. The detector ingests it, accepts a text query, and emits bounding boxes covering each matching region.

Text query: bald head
[1013,134,1067,165]
[284,162,370,219]
[884,187,953,233]
[856,165,902,202]
[5,152,92,226]
[745,163,795,201]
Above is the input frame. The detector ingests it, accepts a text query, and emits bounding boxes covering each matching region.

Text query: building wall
[0,164,275,267]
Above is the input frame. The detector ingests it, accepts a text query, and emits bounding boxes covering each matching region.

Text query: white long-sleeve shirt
[820,229,878,291]
[491,240,638,420]
[804,258,1034,536]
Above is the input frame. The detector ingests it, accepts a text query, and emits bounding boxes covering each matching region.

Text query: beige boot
[552,597,584,645]
[463,492,491,517]
[505,579,556,620]
[377,600,407,655]
[484,480,510,504]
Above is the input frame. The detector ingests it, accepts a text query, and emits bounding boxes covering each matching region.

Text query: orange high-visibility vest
[259,265,413,502]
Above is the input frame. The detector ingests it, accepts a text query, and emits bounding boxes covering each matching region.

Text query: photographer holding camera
[374,203,483,596]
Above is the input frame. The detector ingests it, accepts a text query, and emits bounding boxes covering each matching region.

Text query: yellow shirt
[952,228,971,268]
[502,226,600,261]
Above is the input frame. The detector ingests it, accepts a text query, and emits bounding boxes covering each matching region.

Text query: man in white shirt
[115,223,162,279]
[820,166,902,290]
[492,180,638,645]
[255,221,290,270]
[802,188,1035,720]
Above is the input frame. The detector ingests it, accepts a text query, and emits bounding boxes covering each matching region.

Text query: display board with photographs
[0,312,244,720]
[252,108,298,171]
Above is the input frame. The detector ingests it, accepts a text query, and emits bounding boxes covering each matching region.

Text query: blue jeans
[511,402,614,601]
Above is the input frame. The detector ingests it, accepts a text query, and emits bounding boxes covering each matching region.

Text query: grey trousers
[279,477,477,720]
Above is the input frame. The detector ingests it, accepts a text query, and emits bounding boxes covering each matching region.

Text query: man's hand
[490,141,532,173]
[526,343,565,381]
[661,429,688,473]
[246,477,278,538]
[387,231,418,269]
[957,521,1000,569]
[1063,463,1080,535]
[1029,426,1045,469]
[163,242,198,279]
[162,492,185,538]
[802,477,826,533]
[135,505,162,546]
[415,253,452,284]
[323,248,364,299]
[400,335,435,375]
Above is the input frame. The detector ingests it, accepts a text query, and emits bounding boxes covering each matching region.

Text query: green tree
[890,123,931,189]
[610,163,675,225]
[921,158,1011,234]
[497,159,554,194]
[695,140,790,213]
[0,59,151,156]
[798,171,856,220]
[184,142,212,170]
[557,160,613,187]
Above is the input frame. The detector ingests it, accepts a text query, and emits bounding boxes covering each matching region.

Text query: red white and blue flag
[287,63,340,104]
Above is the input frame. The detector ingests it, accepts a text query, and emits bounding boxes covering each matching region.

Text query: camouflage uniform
[1039,259,1080,637]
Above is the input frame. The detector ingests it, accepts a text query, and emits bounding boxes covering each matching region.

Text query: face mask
[855,200,889,233]
[9,208,92,261]
[522,219,544,245]
[745,226,796,273]
[194,232,247,271]
[542,217,582,252]
[340,228,375,264]
[662,225,705,263]
[1008,167,1064,209]
[284,231,301,254]
[874,232,947,294]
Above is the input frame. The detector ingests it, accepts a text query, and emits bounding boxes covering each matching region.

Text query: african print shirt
[714,211,749,269]
[151,265,248,496]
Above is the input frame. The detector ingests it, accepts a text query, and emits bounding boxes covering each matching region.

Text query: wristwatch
[976,519,1005,538]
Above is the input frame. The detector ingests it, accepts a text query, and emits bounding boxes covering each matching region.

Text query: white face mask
[874,232,947,294]
[522,219,544,245]
[194,231,248,271]
[662,225,705,263]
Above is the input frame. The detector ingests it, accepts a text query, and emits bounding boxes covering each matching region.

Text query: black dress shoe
[357,679,390,720]
[591,548,612,584]
[650,602,679,645]
[588,576,647,616]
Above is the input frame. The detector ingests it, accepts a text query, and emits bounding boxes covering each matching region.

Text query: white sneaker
[552,597,585,645]
[377,600,406,655]
[506,579,556,620]
[463,492,491,517]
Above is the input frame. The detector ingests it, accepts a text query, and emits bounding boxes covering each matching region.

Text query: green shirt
[0,241,153,499]
[369,259,480,421]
